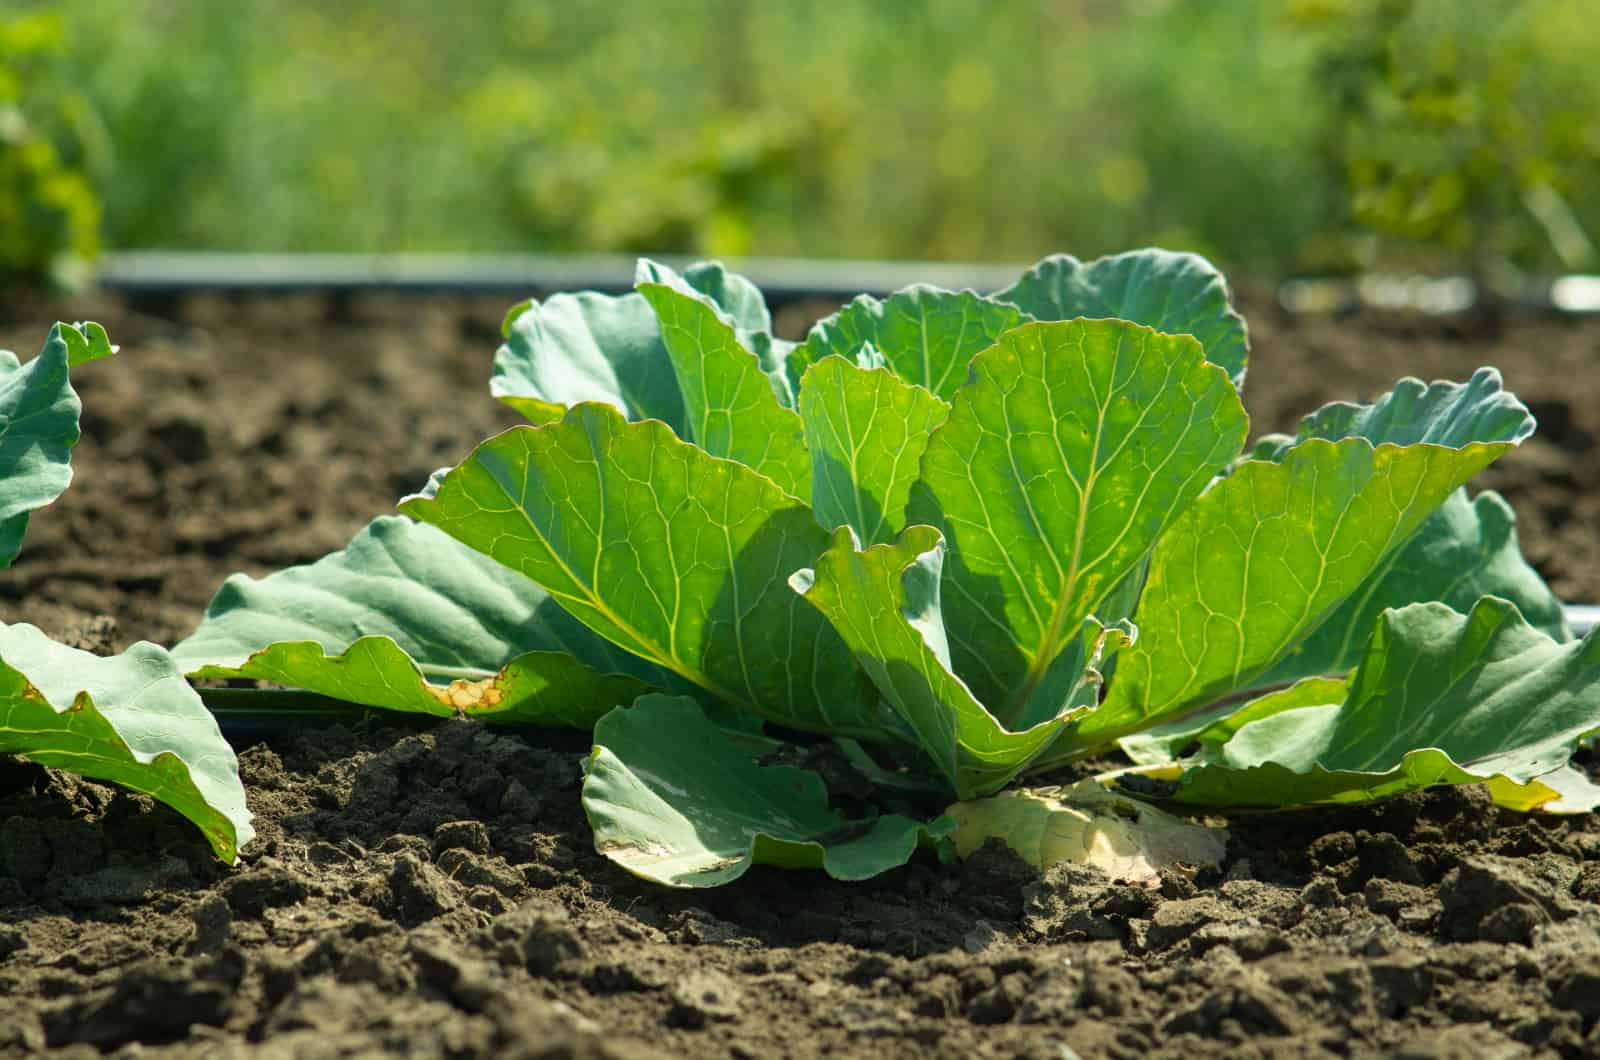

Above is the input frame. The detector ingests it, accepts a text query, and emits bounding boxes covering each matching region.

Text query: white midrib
[488,444,748,710]
[1000,396,1109,724]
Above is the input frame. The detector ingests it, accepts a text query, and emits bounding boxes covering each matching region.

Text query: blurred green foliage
[0,12,101,285]
[1296,0,1600,274]
[4,0,1598,276]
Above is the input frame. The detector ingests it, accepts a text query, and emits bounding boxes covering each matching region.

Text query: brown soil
[1,287,1598,1059]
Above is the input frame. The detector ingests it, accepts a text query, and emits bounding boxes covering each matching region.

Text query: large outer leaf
[1076,431,1527,752]
[0,322,115,568]
[171,517,659,727]
[400,405,883,738]
[792,526,1124,798]
[906,319,1247,718]
[787,287,1023,401]
[637,261,810,498]
[1253,368,1552,682]
[1261,489,1565,684]
[488,261,770,432]
[994,249,1248,385]
[1291,368,1534,449]
[1172,598,1600,810]
[0,623,252,861]
[583,694,948,887]
[797,357,949,545]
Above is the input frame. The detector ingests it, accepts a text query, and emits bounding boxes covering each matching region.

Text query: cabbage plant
[174,249,1600,886]
[0,323,251,862]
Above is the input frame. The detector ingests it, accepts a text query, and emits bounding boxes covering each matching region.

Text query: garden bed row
[0,285,1597,1058]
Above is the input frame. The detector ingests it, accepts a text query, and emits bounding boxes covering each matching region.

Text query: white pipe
[1567,605,1600,637]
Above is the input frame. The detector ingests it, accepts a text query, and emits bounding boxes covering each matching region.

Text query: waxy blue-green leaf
[0,623,252,862]
[664,263,797,384]
[794,526,1121,798]
[488,261,774,433]
[490,291,686,431]
[401,405,882,737]
[1260,490,1565,685]
[797,355,949,545]
[1171,598,1600,811]
[0,322,116,568]
[583,694,951,887]
[676,261,775,336]
[171,516,662,727]
[1076,432,1523,751]
[1241,369,1534,467]
[1289,367,1535,450]
[995,249,1249,385]
[1248,369,1552,683]
[636,260,810,497]
[906,318,1247,719]
[788,287,1023,401]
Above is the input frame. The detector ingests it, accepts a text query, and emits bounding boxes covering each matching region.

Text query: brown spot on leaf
[424,677,504,714]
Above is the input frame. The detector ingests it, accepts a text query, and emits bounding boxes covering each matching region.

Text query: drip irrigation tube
[196,688,438,745]
[1567,604,1600,637]
[96,252,1600,317]
[97,251,1023,307]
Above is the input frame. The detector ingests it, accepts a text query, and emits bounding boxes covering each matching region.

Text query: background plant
[0,11,102,286]
[1296,0,1600,274]
[12,0,1596,275]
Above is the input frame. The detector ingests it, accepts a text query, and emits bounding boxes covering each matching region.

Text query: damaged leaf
[945,781,1226,884]
[172,516,660,727]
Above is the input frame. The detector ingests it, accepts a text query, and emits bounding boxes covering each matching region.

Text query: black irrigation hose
[97,251,1023,308]
[98,251,1600,316]
[197,688,439,744]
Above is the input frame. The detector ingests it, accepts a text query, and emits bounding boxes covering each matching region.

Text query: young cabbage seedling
[0,324,251,863]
